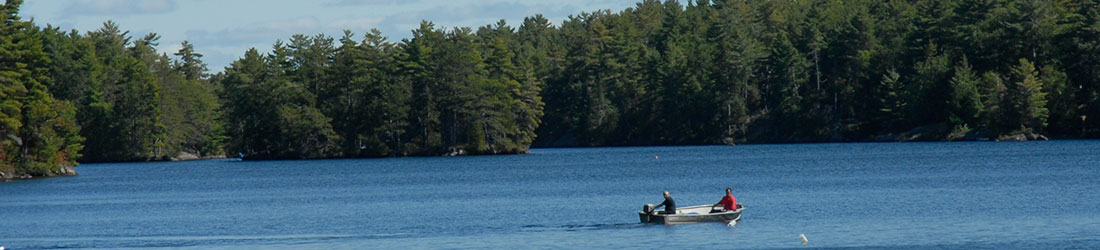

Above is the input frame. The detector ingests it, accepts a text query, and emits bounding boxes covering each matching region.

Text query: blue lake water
[2,141,1099,249]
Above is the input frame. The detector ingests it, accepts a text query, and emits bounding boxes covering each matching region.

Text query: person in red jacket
[715,188,738,211]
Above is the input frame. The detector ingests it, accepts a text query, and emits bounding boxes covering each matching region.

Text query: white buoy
[727,220,737,227]
[800,234,808,245]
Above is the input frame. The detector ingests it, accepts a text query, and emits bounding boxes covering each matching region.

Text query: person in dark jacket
[653,191,676,214]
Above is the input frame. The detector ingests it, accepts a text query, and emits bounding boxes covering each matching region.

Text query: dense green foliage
[0,0,82,176]
[5,0,1100,165]
[219,22,545,159]
[36,22,224,162]
[218,0,1100,157]
[528,0,1100,145]
[1,0,222,169]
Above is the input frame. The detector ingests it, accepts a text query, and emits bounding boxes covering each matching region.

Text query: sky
[21,0,646,72]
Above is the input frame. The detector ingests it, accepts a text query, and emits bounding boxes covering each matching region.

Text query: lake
[2,141,1099,249]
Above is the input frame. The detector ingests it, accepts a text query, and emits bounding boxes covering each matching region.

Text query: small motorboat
[639,203,743,225]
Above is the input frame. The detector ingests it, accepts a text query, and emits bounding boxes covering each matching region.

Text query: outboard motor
[640,204,656,223]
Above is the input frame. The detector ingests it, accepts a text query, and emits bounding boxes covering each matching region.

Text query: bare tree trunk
[815,50,821,91]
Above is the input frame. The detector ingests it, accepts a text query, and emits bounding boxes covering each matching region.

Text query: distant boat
[639,204,744,225]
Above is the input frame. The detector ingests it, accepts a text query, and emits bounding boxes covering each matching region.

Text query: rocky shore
[0,165,77,181]
[169,152,227,161]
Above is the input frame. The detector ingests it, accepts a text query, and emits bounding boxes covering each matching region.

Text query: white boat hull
[639,204,744,225]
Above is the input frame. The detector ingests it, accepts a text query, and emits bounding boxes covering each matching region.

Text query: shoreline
[534,130,1067,148]
[0,165,77,182]
[231,135,1085,161]
[3,136,1087,181]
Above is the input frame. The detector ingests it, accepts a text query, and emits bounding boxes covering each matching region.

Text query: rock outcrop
[0,164,77,181]
[996,133,1049,142]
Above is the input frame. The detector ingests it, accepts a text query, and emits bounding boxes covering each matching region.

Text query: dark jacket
[658,197,676,214]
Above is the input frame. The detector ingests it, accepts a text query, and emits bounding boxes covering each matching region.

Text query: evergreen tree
[0,0,82,176]
[9,0,1100,163]
[948,59,983,127]
[174,40,207,81]
[220,48,270,157]
[911,45,953,125]
[877,69,907,132]
[765,32,811,139]
[1004,59,1049,134]
[401,21,445,154]
[980,71,1009,132]
[711,0,764,143]
[518,15,563,147]
[1039,64,1076,135]
[159,43,223,158]
[363,29,410,156]
[327,30,364,156]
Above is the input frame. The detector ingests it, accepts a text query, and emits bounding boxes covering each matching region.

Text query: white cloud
[201,47,252,71]
[159,42,185,57]
[186,16,324,48]
[324,0,421,7]
[63,0,176,16]
[328,17,387,32]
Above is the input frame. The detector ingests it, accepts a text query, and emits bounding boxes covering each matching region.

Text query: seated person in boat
[714,188,738,211]
[653,191,676,214]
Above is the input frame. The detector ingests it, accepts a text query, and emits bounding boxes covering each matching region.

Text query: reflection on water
[1,141,1099,249]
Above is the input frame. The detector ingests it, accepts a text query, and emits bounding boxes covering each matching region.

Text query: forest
[2,0,1100,177]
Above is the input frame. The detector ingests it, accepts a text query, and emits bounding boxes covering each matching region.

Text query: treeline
[531,0,1100,146]
[1,0,82,177]
[39,24,223,163]
[2,0,221,178]
[220,0,1100,154]
[216,23,545,159]
[4,0,1100,174]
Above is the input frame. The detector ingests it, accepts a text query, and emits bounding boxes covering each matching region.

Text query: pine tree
[402,21,445,154]
[174,40,207,81]
[0,0,82,176]
[948,59,983,127]
[1005,59,1049,134]
[1039,64,1076,135]
[877,69,907,132]
[980,71,1009,133]
[328,30,364,156]
[361,29,410,156]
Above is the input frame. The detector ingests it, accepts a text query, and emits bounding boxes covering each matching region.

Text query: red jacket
[718,195,737,211]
